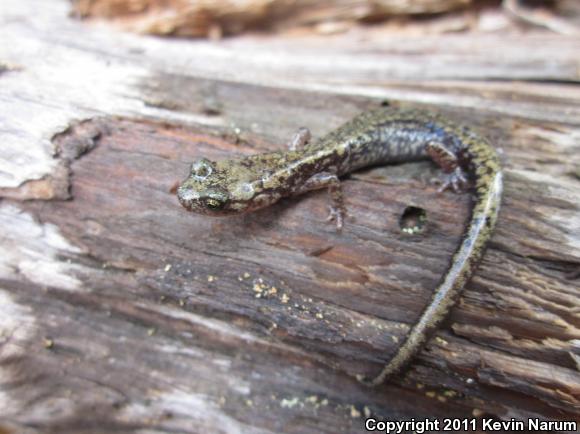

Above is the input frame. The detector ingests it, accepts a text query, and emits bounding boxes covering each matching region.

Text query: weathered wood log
[71,0,473,37]
[0,0,579,433]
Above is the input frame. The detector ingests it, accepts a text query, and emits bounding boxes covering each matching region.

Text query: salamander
[177,107,503,385]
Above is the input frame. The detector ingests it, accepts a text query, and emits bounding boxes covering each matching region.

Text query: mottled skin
[177,107,503,385]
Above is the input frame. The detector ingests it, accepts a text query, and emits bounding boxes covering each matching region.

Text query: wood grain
[71,0,473,37]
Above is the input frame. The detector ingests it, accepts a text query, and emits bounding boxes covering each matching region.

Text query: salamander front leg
[426,141,470,193]
[293,172,346,231]
[288,127,311,151]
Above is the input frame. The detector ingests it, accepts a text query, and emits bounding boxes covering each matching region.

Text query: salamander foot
[288,127,311,151]
[326,205,346,231]
[437,167,470,193]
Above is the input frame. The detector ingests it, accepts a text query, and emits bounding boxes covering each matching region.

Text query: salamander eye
[205,198,224,211]
[202,190,228,211]
[191,158,214,180]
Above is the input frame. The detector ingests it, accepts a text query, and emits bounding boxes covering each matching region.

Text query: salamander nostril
[177,187,194,202]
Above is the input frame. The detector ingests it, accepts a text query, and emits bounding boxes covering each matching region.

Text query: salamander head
[177,157,268,216]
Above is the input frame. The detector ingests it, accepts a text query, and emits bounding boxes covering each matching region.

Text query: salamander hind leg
[426,141,470,193]
[288,127,311,151]
[293,172,346,231]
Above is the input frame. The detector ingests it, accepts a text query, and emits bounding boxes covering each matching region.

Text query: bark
[71,0,473,37]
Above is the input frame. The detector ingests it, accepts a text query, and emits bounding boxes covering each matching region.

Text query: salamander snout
[177,156,263,216]
[177,184,230,215]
